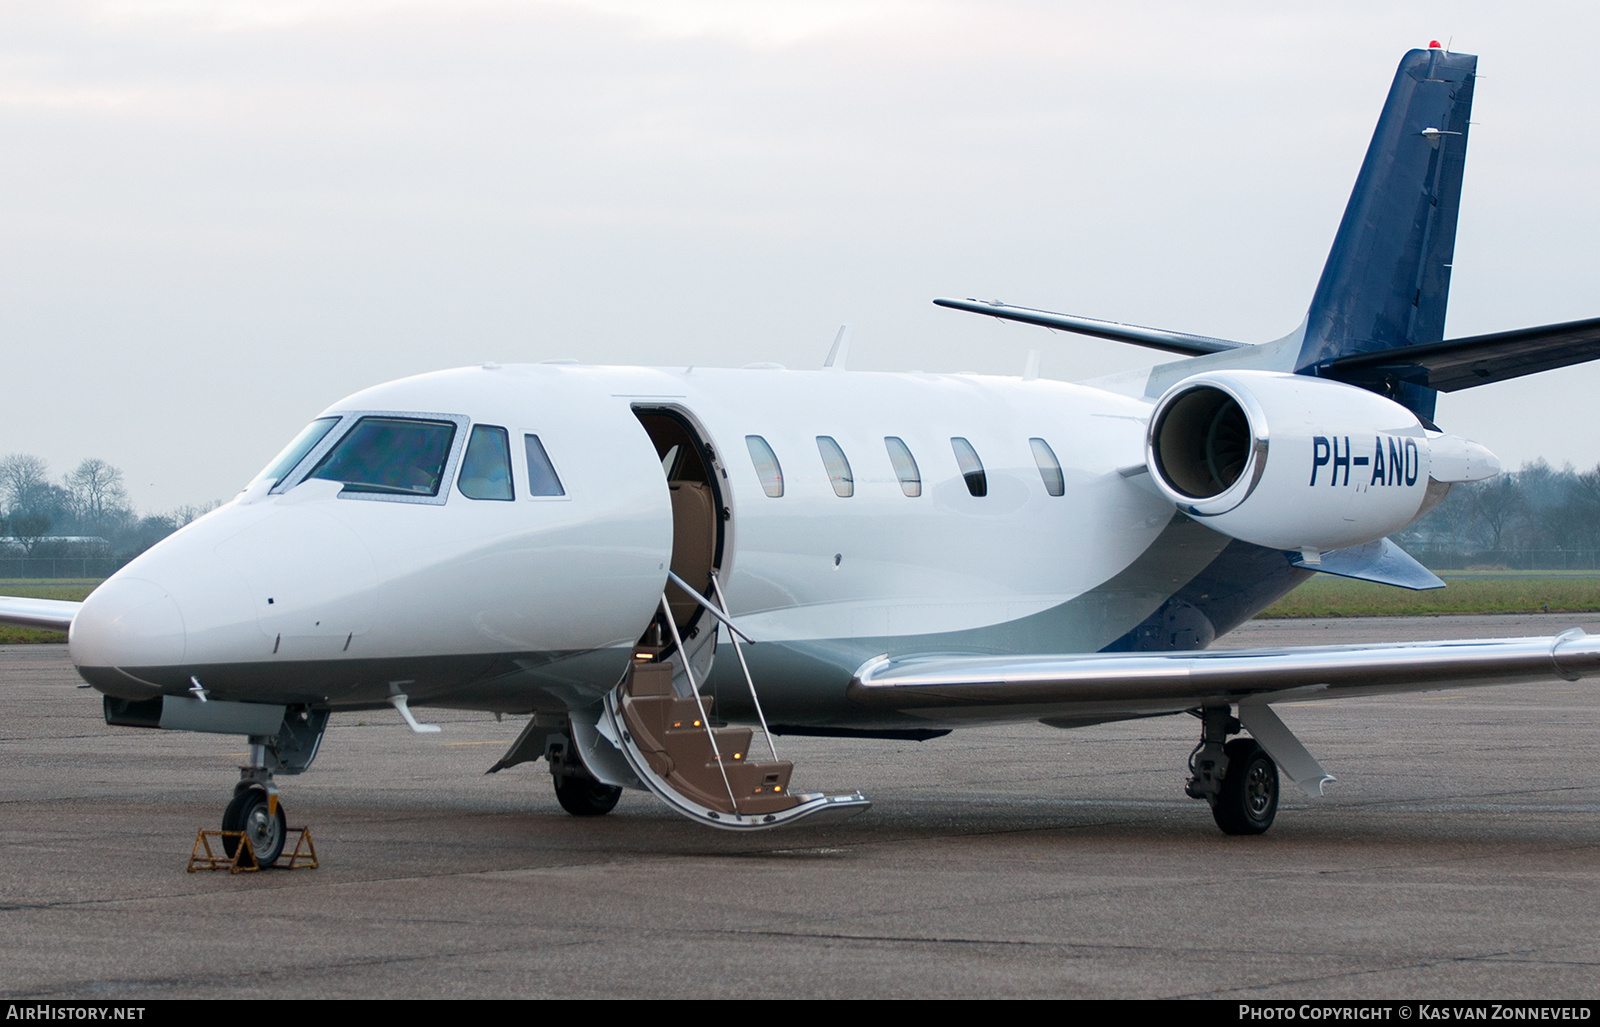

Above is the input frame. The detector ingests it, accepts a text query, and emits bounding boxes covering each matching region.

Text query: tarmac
[1,615,1597,999]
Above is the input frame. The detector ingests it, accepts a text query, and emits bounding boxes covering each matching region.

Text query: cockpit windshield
[254,417,340,487]
[306,417,458,497]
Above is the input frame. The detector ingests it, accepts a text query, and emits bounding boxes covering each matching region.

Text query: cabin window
[816,436,854,497]
[884,437,921,497]
[746,435,784,497]
[524,435,566,497]
[458,425,514,501]
[256,417,339,487]
[951,437,987,497]
[308,417,457,497]
[1029,438,1065,497]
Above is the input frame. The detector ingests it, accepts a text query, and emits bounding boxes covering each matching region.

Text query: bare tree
[1466,473,1528,552]
[0,453,49,515]
[170,501,221,528]
[8,513,52,554]
[63,458,129,528]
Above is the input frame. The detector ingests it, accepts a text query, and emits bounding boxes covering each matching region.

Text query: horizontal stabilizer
[933,298,1248,357]
[1288,538,1444,590]
[0,596,79,633]
[1322,315,1600,393]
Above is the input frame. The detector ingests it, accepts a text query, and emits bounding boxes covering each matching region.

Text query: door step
[604,661,869,830]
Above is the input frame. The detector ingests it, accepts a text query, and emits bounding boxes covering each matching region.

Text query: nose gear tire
[222,788,288,867]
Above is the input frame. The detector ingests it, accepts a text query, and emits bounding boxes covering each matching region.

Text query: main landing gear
[1186,706,1279,835]
[547,726,622,817]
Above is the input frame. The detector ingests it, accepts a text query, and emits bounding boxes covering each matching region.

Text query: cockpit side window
[524,434,566,497]
[307,417,457,497]
[255,417,340,487]
[458,425,515,501]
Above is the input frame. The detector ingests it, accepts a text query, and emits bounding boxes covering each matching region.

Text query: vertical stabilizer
[1297,47,1476,418]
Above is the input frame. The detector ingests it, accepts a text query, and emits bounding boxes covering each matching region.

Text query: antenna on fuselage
[1023,349,1041,381]
[823,324,852,370]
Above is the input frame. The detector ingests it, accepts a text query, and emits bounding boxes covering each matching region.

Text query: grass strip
[0,581,99,643]
[1260,575,1600,618]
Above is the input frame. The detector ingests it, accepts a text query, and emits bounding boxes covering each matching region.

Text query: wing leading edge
[848,630,1597,717]
[0,597,80,633]
[932,298,1248,356]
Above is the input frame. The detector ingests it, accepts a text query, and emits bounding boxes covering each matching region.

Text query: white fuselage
[67,363,1230,727]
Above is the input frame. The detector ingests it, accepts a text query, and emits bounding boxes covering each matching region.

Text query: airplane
[6,43,1600,866]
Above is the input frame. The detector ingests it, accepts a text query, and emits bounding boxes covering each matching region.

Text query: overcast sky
[3,0,1598,511]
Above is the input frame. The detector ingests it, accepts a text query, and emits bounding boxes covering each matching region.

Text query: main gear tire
[554,774,623,816]
[1211,738,1278,836]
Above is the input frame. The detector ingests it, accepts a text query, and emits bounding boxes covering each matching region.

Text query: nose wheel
[222,786,287,867]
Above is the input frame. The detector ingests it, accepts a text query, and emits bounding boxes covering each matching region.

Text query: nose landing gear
[222,783,287,866]
[218,720,321,866]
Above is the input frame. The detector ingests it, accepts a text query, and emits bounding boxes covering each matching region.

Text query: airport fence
[1411,550,1600,572]
[0,557,129,579]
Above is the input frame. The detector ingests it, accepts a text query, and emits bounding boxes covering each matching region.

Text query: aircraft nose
[69,576,187,670]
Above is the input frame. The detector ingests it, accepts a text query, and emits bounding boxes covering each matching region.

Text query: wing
[849,631,1599,797]
[0,597,80,633]
[848,631,1596,720]
[932,298,1248,356]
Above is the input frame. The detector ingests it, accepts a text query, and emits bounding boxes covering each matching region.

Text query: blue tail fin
[1296,46,1477,419]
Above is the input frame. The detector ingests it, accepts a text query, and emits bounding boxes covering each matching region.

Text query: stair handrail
[665,570,755,643]
[656,592,740,814]
[708,570,780,763]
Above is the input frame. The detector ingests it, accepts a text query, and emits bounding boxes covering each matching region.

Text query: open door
[632,407,726,663]
[612,406,870,830]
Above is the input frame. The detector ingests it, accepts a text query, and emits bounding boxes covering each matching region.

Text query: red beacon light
[1429,40,1442,49]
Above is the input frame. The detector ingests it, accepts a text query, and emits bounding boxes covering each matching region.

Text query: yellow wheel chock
[187,827,318,873]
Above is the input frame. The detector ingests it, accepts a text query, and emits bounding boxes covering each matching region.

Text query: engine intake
[1150,382,1260,503]
[1145,371,1435,552]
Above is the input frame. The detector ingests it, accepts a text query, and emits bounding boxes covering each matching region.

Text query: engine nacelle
[1145,370,1435,553]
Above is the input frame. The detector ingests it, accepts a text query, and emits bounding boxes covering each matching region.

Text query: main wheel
[1211,738,1278,836]
[222,788,288,866]
[553,774,622,816]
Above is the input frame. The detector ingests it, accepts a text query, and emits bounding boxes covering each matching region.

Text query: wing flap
[0,596,80,633]
[847,630,1598,716]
